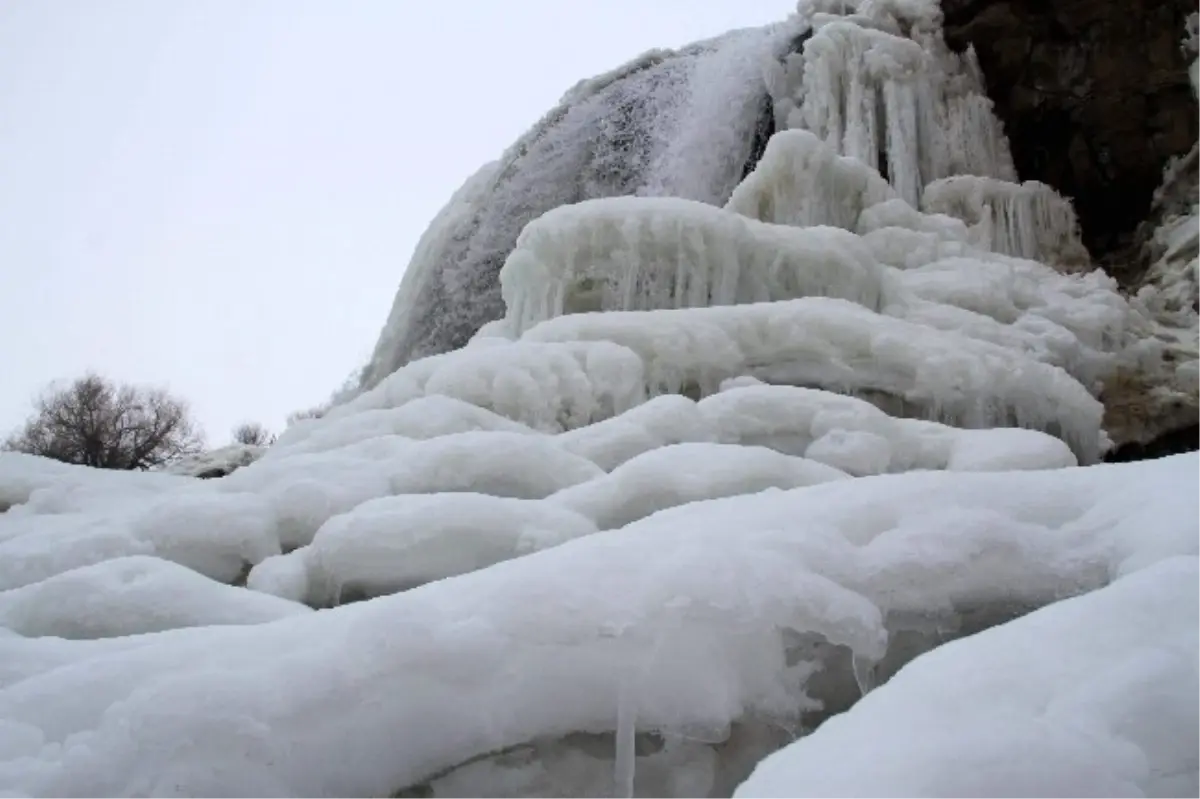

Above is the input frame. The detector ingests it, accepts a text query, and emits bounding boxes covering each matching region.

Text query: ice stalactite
[921,176,1089,268]
[793,20,929,207]
[767,0,1017,207]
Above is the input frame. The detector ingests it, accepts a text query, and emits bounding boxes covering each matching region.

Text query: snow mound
[699,384,1077,474]
[0,455,1191,797]
[520,298,1108,462]
[0,556,309,639]
[250,494,597,607]
[736,556,1199,798]
[549,442,849,530]
[0,487,279,591]
[159,444,265,478]
[556,394,718,471]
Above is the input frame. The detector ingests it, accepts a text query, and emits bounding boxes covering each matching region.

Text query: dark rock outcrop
[941,0,1198,264]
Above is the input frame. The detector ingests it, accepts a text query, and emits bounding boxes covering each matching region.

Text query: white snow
[250,494,597,607]
[0,557,309,639]
[159,443,265,478]
[0,455,1191,797]
[725,129,896,229]
[549,442,849,530]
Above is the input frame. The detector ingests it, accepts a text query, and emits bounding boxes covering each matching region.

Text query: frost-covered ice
[501,196,890,334]
[356,23,796,379]
[250,494,597,607]
[549,442,849,530]
[736,557,1200,798]
[0,557,309,639]
[521,298,1108,462]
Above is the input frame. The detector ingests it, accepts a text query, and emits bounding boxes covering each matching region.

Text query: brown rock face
[941,0,1197,263]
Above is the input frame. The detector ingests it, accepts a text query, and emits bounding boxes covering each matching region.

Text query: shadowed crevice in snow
[1105,423,1199,463]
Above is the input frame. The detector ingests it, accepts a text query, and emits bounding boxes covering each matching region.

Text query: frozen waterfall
[1,2,1194,798]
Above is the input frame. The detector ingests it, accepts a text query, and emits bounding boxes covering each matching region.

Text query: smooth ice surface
[736,557,1200,798]
[0,556,309,639]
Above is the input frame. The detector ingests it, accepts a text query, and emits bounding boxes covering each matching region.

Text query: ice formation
[1,0,1197,796]
[357,24,797,382]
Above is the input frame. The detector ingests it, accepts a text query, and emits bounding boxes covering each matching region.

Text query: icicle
[882,79,922,206]
[614,671,637,798]
[922,176,1088,266]
[852,653,878,696]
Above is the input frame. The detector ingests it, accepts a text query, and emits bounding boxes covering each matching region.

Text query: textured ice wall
[357,24,797,389]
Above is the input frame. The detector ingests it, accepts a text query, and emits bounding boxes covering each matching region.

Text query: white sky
[0,0,794,444]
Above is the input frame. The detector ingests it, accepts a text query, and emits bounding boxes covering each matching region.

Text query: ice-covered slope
[358,25,796,384]
[1,1,1196,796]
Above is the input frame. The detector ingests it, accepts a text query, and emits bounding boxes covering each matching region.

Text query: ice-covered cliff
[358,24,795,385]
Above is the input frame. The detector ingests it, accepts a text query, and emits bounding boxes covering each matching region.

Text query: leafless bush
[231,421,275,447]
[4,373,205,470]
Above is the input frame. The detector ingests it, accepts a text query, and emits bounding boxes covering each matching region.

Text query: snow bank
[334,340,647,433]
[0,556,309,639]
[159,444,265,478]
[736,556,1200,798]
[0,455,1192,797]
[0,453,187,515]
[520,298,1108,462]
[549,442,849,530]
[556,394,718,471]
[250,494,597,607]
[500,196,890,335]
[699,385,1076,474]
[0,490,279,591]
[269,395,536,458]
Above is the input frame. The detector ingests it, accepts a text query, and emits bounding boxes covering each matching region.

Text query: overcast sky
[0,0,794,444]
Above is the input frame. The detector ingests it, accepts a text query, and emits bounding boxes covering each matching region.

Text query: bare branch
[3,374,206,470]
